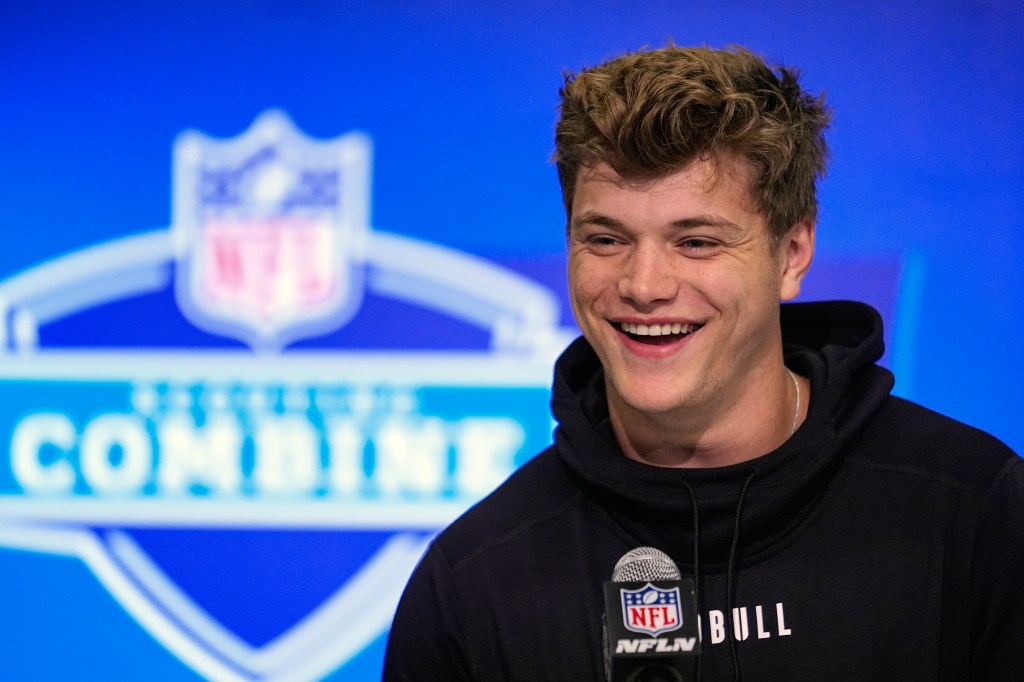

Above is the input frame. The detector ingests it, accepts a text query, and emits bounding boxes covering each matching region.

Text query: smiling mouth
[617,321,703,345]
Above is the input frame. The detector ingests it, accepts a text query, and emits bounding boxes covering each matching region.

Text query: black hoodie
[384,301,1024,681]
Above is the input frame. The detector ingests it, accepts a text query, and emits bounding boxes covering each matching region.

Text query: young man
[383,46,1024,680]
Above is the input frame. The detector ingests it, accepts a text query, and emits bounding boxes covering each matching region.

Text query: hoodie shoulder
[848,395,1019,491]
[430,447,582,572]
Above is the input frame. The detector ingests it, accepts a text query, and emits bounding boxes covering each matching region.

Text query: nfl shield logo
[173,110,371,349]
[621,583,683,637]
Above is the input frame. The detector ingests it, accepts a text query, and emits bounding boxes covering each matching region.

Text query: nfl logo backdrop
[621,584,684,638]
[0,112,575,681]
[173,111,371,350]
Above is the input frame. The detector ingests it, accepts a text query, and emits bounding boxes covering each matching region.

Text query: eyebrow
[570,211,623,231]
[671,215,744,237]
[571,211,744,236]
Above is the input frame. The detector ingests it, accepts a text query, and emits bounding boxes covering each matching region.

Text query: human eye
[574,229,625,253]
[678,237,722,256]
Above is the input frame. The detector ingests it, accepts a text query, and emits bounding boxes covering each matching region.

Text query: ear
[778,219,815,301]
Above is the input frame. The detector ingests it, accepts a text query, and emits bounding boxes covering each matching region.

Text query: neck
[608,364,807,469]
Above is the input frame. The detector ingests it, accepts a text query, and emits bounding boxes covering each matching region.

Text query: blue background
[1,1,1022,679]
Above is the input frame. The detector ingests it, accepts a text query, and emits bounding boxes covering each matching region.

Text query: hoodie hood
[551,300,895,572]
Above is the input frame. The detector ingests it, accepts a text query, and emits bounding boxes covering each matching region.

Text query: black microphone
[603,547,700,682]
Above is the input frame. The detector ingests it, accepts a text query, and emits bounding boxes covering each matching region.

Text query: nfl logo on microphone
[621,584,683,637]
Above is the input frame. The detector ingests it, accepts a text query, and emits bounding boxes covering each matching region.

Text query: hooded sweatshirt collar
[551,301,894,571]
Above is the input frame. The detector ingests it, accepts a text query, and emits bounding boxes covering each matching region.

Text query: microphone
[603,547,700,682]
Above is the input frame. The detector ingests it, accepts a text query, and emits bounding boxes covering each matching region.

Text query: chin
[612,381,692,417]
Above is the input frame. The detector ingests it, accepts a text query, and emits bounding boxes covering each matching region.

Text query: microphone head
[611,547,681,582]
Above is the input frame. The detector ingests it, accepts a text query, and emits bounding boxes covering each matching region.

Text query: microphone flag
[603,547,700,682]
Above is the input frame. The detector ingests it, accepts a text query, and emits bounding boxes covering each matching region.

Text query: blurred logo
[174,111,370,350]
[0,112,573,681]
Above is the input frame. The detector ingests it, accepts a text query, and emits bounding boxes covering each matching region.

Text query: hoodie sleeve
[383,542,474,681]
[970,455,1024,681]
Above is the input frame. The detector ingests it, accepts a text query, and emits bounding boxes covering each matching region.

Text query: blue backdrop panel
[0,1,1021,680]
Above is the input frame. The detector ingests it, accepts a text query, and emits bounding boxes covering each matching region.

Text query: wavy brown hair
[553,45,831,243]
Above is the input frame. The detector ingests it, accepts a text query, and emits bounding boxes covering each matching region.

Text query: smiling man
[384,46,1024,681]
[567,156,812,469]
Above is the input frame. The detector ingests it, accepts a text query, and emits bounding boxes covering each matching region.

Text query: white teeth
[619,321,700,336]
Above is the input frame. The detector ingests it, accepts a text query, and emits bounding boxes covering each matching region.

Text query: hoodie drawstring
[725,471,757,682]
[680,480,702,681]
[682,469,756,681]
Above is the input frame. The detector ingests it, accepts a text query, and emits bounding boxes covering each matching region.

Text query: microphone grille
[612,547,681,582]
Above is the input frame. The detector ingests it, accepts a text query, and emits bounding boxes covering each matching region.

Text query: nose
[617,242,679,308]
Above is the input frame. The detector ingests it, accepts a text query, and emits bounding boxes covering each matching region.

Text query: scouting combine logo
[0,112,573,681]
[621,584,683,637]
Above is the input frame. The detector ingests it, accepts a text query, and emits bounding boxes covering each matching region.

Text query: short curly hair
[553,45,831,243]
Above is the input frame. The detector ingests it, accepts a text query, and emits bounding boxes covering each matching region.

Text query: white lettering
[776,602,791,636]
[11,413,76,494]
[252,415,319,494]
[732,607,749,641]
[374,417,447,496]
[709,610,725,644]
[80,414,151,494]
[325,417,365,494]
[756,604,771,639]
[157,413,242,494]
[674,637,697,652]
[6,385,533,500]
[616,638,699,654]
[699,602,793,645]
[453,418,523,495]
[615,639,640,654]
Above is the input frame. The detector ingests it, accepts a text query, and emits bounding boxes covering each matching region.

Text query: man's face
[567,158,811,423]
